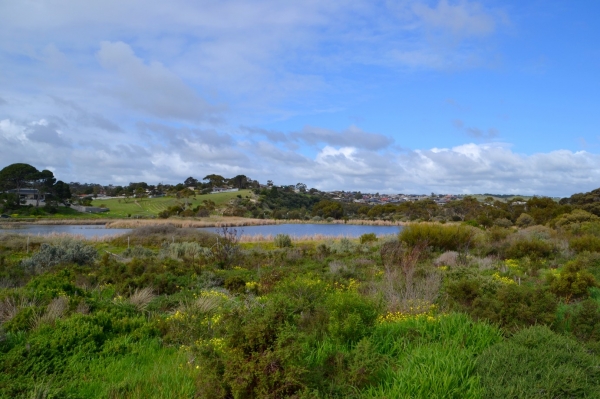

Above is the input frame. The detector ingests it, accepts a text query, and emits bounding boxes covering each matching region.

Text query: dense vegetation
[3,210,600,397]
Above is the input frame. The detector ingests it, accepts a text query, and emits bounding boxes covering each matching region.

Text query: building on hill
[5,189,44,201]
[211,187,239,194]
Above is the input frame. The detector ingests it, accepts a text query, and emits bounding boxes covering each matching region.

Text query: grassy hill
[91,190,253,218]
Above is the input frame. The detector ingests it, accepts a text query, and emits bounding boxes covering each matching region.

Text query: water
[198,223,402,237]
[0,225,132,238]
[0,223,402,238]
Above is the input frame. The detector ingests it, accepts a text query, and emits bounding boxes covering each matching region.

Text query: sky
[1,0,599,197]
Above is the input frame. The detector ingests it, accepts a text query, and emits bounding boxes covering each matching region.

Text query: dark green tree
[0,163,39,203]
[52,181,71,204]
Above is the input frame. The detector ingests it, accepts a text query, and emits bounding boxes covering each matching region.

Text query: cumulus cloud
[1,114,599,197]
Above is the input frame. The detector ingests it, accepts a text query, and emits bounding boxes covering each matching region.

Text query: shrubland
[3,215,600,397]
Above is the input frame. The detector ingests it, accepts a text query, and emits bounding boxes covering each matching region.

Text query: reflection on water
[0,223,402,238]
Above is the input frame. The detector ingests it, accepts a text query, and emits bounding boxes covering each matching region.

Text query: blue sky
[1,0,599,196]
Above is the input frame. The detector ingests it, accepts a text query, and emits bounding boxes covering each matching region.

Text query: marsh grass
[30,296,69,329]
[129,288,156,312]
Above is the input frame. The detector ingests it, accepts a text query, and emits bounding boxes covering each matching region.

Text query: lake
[0,223,402,238]
[198,224,402,237]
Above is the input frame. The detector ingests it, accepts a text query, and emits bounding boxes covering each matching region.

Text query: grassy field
[91,190,253,218]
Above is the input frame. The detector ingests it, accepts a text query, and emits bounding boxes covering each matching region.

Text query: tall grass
[63,339,196,399]
[363,313,502,398]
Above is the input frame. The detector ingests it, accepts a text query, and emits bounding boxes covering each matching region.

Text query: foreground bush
[477,325,600,398]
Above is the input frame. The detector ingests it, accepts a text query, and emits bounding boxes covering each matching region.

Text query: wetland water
[0,223,403,238]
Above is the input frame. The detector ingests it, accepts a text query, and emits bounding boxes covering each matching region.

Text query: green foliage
[554,209,600,228]
[312,200,344,219]
[359,233,377,244]
[274,233,293,248]
[363,313,502,398]
[325,291,379,345]
[9,218,600,397]
[549,259,598,299]
[516,212,535,227]
[399,223,479,251]
[493,217,512,227]
[570,235,600,253]
[503,237,556,260]
[476,326,600,398]
[122,245,155,258]
[555,298,600,345]
[470,284,557,331]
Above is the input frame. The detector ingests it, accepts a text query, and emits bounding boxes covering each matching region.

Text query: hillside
[90,190,253,218]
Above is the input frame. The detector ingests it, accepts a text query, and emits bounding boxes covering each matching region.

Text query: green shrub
[121,245,154,258]
[553,209,600,228]
[503,237,555,260]
[493,218,512,227]
[224,276,246,293]
[549,259,597,299]
[555,299,600,344]
[325,291,379,345]
[516,212,535,227]
[570,235,600,253]
[359,233,377,244]
[274,233,293,248]
[470,284,557,330]
[476,325,600,398]
[329,237,356,254]
[399,223,479,251]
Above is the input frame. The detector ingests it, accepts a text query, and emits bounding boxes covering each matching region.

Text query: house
[5,189,45,201]
[210,187,239,194]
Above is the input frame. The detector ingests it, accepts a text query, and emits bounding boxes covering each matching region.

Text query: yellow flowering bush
[378,301,438,324]
[492,272,516,285]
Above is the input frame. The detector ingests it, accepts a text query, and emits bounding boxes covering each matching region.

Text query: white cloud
[1,114,599,197]
[96,41,222,122]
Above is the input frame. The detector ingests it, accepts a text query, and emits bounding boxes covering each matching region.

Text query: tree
[31,169,56,207]
[203,174,225,187]
[0,163,39,203]
[312,200,344,219]
[52,181,71,204]
[135,187,147,202]
[184,176,198,187]
[230,175,248,189]
[295,183,307,193]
